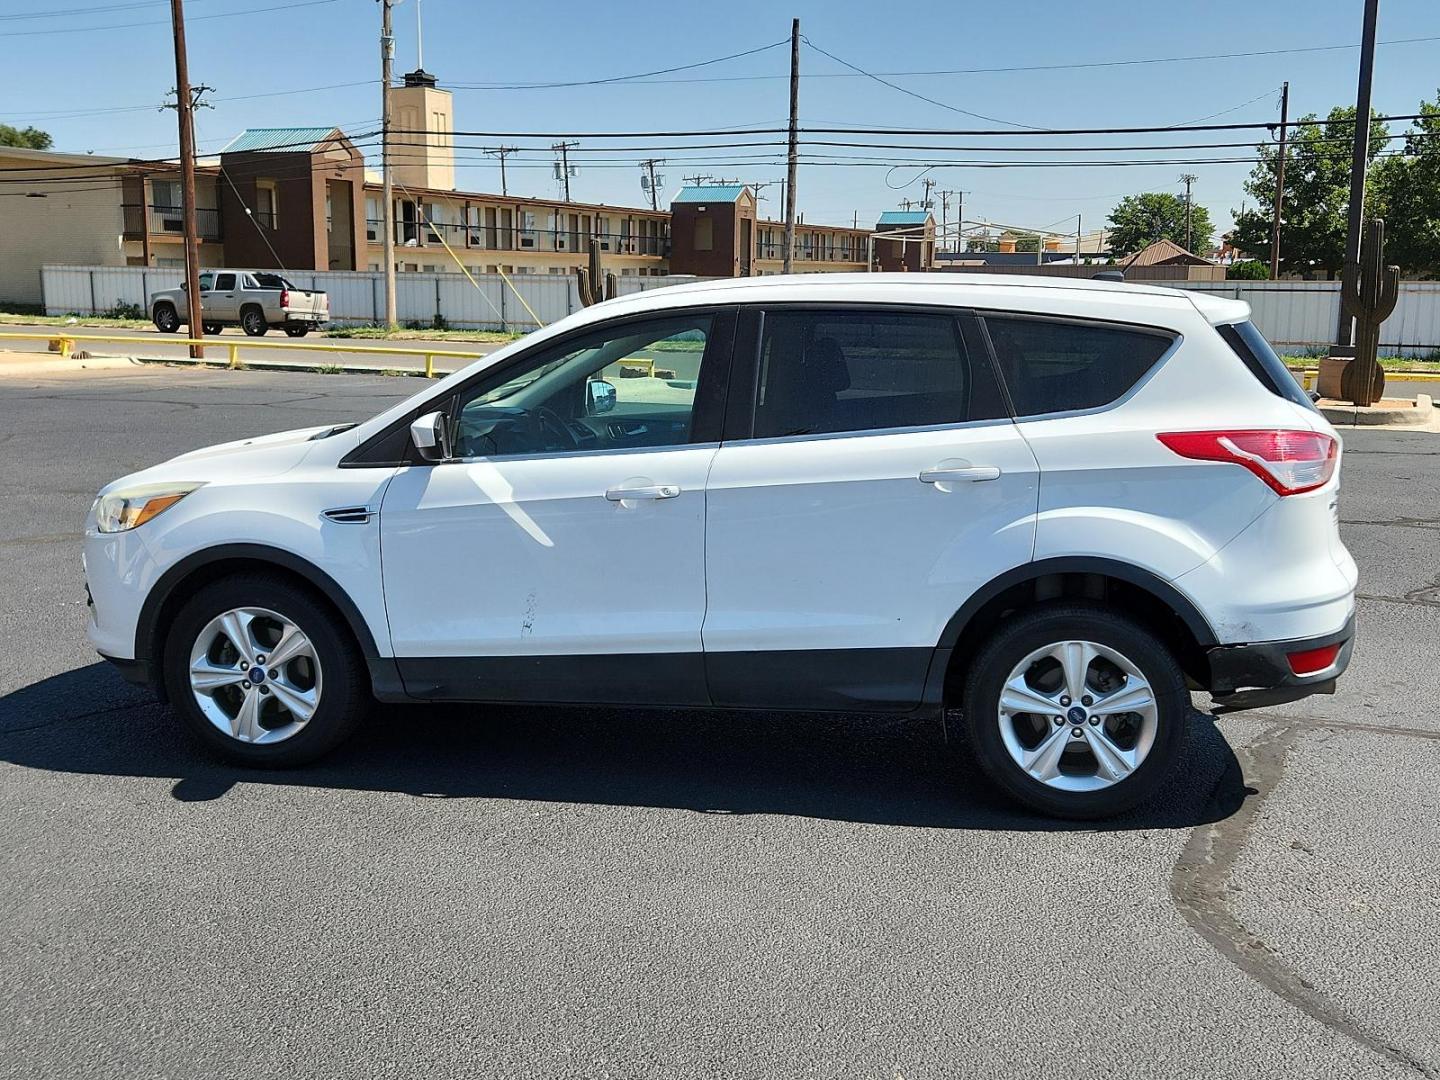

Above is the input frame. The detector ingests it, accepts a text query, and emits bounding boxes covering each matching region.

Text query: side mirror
[586,378,617,415]
[410,410,453,462]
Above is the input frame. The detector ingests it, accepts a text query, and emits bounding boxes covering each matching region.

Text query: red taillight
[1156,429,1338,496]
[1287,643,1341,675]
[280,288,290,308]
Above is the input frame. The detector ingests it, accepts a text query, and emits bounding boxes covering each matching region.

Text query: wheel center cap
[1067,706,1086,725]
[250,666,266,684]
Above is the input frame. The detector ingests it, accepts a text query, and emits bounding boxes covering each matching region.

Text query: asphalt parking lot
[1,361,1437,1079]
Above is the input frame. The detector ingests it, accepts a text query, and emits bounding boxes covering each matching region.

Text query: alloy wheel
[187,606,322,745]
[995,639,1158,792]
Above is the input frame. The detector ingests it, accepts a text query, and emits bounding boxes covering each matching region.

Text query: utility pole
[920,177,936,212]
[939,190,954,252]
[1076,214,1083,263]
[1179,173,1198,252]
[379,0,396,329]
[640,158,663,211]
[168,0,203,359]
[1337,0,1380,350]
[1269,81,1290,280]
[552,141,579,202]
[782,17,800,274]
[484,147,515,197]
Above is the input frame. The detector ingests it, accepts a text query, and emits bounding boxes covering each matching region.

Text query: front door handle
[920,466,1001,484]
[605,484,680,501]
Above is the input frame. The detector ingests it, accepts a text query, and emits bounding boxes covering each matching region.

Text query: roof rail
[1091,270,1125,282]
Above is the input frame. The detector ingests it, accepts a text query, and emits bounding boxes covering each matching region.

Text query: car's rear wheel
[962,604,1188,819]
[153,303,180,333]
[163,575,368,766]
[240,306,268,337]
[284,324,309,338]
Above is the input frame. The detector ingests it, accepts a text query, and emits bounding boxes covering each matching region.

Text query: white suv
[84,274,1356,818]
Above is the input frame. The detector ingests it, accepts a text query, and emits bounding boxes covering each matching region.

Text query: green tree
[1230,106,1388,278]
[1372,91,1440,276]
[0,124,53,150]
[1106,192,1213,255]
[1010,231,1042,253]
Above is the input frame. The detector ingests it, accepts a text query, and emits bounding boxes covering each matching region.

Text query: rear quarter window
[981,315,1175,416]
[1217,320,1317,412]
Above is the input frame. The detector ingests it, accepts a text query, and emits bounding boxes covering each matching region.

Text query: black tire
[961,603,1189,820]
[202,322,223,336]
[153,303,181,333]
[240,306,268,337]
[284,324,309,338]
[162,574,369,767]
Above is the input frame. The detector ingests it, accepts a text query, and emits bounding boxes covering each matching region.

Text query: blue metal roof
[219,127,342,154]
[672,184,747,203]
[877,210,931,226]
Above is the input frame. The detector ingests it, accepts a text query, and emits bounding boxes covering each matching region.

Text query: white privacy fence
[39,266,1440,355]
[1165,280,1440,357]
[40,265,714,333]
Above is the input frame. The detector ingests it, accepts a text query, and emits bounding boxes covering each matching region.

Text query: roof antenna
[415,0,423,70]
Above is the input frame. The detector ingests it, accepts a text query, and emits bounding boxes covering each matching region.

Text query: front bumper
[1207,614,1355,710]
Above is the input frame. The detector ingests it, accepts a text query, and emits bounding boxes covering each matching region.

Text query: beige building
[0,146,222,304]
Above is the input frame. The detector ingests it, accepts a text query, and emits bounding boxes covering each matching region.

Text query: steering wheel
[531,405,580,452]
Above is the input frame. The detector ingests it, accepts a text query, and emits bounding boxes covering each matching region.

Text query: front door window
[453,314,713,459]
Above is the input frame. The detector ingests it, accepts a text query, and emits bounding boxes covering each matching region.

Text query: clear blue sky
[4,0,1438,243]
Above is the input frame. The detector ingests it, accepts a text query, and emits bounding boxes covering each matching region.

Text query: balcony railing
[123,203,222,240]
[366,219,670,257]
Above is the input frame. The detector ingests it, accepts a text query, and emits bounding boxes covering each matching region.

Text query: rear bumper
[1207,614,1354,710]
[281,309,327,324]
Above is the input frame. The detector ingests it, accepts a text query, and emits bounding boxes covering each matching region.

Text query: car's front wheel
[163,575,368,766]
[962,604,1188,819]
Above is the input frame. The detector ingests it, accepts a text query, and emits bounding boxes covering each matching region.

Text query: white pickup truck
[150,270,329,338]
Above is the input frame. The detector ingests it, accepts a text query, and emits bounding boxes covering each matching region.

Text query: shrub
[1226,260,1270,281]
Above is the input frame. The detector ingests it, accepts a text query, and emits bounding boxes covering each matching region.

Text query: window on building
[519,211,537,249]
[151,179,181,211]
[254,182,277,229]
[753,310,1007,439]
[981,315,1175,416]
[694,216,714,252]
[365,196,380,241]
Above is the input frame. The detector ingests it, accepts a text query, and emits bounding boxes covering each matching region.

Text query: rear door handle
[605,484,680,501]
[919,466,1001,484]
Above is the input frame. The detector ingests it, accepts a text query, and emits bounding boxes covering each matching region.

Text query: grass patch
[0,310,151,330]
[325,323,522,343]
[313,364,345,374]
[1283,354,1440,373]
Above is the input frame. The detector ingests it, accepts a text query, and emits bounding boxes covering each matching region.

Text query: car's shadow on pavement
[1,662,1248,832]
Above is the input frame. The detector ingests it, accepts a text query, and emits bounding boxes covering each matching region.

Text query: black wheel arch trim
[135,543,382,665]
[937,556,1219,651]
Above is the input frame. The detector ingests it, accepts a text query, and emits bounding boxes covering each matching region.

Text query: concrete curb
[123,353,438,378]
[1319,394,1435,427]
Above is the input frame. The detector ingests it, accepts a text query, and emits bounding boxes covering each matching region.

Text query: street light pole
[168,0,204,359]
[1335,0,1380,350]
[380,0,397,329]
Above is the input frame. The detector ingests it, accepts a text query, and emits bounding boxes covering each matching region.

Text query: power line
[444,39,789,90]
[800,35,1047,131]
[0,0,216,21]
[6,0,338,35]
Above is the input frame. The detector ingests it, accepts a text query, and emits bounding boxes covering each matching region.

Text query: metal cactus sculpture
[1340,217,1399,407]
[576,237,618,307]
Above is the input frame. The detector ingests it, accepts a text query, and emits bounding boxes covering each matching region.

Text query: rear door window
[752,309,1008,438]
[213,272,236,291]
[981,315,1174,416]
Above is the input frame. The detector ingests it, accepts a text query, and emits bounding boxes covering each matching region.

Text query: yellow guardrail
[0,331,489,379]
[1289,367,1440,389]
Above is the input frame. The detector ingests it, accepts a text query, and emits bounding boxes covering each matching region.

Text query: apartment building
[0,66,894,305]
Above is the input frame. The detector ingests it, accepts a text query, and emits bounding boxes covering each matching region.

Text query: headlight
[93,482,203,533]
